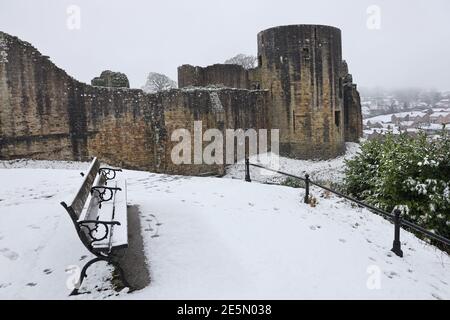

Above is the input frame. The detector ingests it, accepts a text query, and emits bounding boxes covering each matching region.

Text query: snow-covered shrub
[281,177,305,188]
[345,130,450,240]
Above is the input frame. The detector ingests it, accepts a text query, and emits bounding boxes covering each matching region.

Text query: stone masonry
[91,70,130,88]
[0,24,362,175]
[179,25,363,159]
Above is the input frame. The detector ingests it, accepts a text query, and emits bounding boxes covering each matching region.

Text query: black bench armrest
[91,186,122,207]
[99,167,122,181]
[80,220,121,226]
[78,220,121,247]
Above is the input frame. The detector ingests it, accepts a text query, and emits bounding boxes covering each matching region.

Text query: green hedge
[344,130,450,240]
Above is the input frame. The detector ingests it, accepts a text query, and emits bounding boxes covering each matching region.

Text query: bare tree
[224,54,257,69]
[142,72,177,93]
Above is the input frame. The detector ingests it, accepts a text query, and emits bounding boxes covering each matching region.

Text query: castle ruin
[0,25,362,175]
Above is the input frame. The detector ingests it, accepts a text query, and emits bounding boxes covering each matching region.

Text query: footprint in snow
[384,271,399,279]
[0,283,11,289]
[0,248,19,260]
[430,283,441,292]
[248,203,254,207]
[27,224,40,230]
[338,238,346,243]
[273,207,279,211]
[431,293,442,300]
[43,269,53,275]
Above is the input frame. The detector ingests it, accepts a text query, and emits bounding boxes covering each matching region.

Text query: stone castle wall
[343,84,363,142]
[178,64,250,89]
[257,25,345,159]
[176,25,363,159]
[341,61,363,142]
[0,24,362,173]
[0,32,269,175]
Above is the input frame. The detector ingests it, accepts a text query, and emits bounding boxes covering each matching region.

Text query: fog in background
[1,0,449,91]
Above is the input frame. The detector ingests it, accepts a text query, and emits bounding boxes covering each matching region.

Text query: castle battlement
[0,25,362,175]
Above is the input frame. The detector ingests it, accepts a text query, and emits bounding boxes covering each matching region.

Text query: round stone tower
[257,25,345,159]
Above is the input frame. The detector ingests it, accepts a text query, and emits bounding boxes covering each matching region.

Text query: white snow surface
[225,142,361,184]
[0,159,449,300]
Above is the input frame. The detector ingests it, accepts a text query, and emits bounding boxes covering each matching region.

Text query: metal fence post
[245,158,251,182]
[304,174,310,204]
[391,209,403,257]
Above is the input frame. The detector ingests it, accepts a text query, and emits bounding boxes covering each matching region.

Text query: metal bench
[61,157,130,295]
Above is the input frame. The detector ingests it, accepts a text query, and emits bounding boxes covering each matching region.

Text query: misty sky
[1,0,449,91]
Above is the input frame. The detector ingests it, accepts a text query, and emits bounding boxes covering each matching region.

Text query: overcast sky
[1,0,449,91]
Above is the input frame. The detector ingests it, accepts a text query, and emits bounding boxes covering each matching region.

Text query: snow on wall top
[0,33,8,63]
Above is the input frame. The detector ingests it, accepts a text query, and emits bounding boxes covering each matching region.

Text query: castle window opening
[293,111,296,132]
[335,111,341,128]
[302,48,310,61]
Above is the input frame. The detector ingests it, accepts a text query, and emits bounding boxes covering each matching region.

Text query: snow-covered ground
[0,159,449,300]
[225,142,361,185]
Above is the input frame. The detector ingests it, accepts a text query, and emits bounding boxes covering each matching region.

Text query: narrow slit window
[293,111,296,132]
[335,111,341,127]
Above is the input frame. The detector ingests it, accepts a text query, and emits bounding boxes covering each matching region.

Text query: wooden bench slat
[91,180,128,251]
[69,157,100,219]
[78,173,105,222]
[90,199,115,251]
[111,180,128,249]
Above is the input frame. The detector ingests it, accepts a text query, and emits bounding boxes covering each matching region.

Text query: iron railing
[244,158,450,257]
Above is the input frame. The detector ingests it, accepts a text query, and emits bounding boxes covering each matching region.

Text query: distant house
[365,121,383,129]
[436,99,450,108]
[437,113,450,125]
[412,114,430,126]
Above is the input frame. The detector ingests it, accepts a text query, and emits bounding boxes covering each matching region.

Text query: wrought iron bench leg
[70,256,131,296]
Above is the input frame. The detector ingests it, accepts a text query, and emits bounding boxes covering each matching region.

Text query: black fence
[244,158,450,257]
